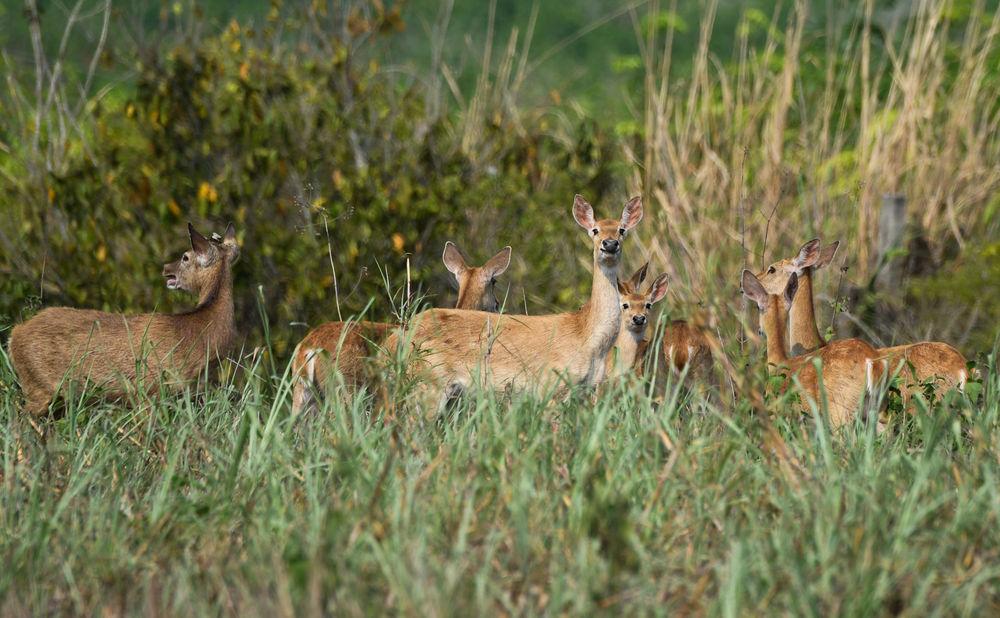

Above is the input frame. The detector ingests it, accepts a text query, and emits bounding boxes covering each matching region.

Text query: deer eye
[767,266,776,274]
[182,254,189,262]
[645,303,652,309]
[618,228,626,236]
[592,228,598,235]
[622,303,629,310]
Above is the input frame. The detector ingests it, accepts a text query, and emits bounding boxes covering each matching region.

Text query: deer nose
[601,239,620,253]
[631,315,646,326]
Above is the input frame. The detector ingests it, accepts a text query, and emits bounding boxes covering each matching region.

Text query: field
[2,0,1000,614]
[1,344,998,615]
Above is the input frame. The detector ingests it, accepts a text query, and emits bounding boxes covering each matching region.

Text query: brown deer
[742,269,883,428]
[384,194,643,407]
[609,262,711,383]
[755,238,968,407]
[9,223,239,416]
[289,242,511,414]
[606,263,669,377]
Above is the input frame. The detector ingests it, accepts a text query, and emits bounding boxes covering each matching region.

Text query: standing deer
[606,263,669,377]
[290,242,511,414]
[609,262,711,383]
[384,194,643,407]
[9,223,239,415]
[755,238,968,407]
[742,270,883,428]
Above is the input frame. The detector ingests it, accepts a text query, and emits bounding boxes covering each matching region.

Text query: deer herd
[7,195,972,429]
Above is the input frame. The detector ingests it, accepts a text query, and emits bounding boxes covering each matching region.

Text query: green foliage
[908,242,1000,352]
[0,8,620,355]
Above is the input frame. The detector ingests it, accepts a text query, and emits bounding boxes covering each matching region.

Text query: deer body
[387,195,642,404]
[290,243,511,414]
[743,270,883,428]
[10,224,239,415]
[757,239,968,406]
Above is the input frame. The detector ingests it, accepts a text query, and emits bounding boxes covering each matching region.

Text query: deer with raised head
[755,238,968,407]
[384,194,643,406]
[9,223,240,415]
[290,241,512,414]
[606,263,669,377]
[741,269,883,428]
[609,262,711,383]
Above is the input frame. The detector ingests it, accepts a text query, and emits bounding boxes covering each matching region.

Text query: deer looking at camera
[9,223,239,416]
[608,262,711,383]
[385,194,643,407]
[755,238,968,408]
[290,242,511,414]
[742,270,883,428]
[606,263,669,377]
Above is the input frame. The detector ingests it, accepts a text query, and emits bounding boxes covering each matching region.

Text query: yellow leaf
[239,62,250,81]
[96,244,107,262]
[392,233,405,253]
[47,187,55,203]
[168,199,182,217]
[198,182,218,203]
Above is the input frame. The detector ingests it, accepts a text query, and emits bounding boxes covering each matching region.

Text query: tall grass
[1,335,998,614]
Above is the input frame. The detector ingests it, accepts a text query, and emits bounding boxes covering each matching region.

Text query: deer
[755,238,968,408]
[606,263,669,377]
[741,269,884,428]
[289,241,512,414]
[608,262,711,386]
[384,194,643,408]
[9,223,239,416]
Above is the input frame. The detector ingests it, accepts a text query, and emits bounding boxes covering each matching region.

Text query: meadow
[2,0,1000,614]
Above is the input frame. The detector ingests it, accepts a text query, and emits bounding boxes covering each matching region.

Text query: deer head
[442,241,512,312]
[573,194,643,271]
[162,222,238,295]
[618,262,668,335]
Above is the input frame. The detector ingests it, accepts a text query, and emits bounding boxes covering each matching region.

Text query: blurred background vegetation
[0,0,998,359]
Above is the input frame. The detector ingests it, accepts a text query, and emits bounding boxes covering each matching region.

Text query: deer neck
[764,301,789,365]
[788,266,824,355]
[613,328,645,376]
[188,261,235,342]
[581,257,622,357]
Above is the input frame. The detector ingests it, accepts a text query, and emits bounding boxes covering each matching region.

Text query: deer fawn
[609,262,711,384]
[9,223,239,416]
[384,194,643,407]
[742,270,883,428]
[290,242,512,414]
[606,263,669,377]
[756,238,968,408]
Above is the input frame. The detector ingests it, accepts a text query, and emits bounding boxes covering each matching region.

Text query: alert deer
[606,263,669,377]
[385,195,643,406]
[609,263,711,382]
[9,223,239,416]
[755,238,968,406]
[742,270,883,428]
[290,242,511,414]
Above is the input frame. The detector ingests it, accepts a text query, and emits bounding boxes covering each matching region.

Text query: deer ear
[741,269,769,310]
[648,273,669,304]
[620,196,643,230]
[222,222,240,262]
[573,195,596,230]
[189,223,212,255]
[629,262,649,289]
[815,241,840,269]
[617,278,633,295]
[442,241,468,275]
[483,246,512,279]
[784,272,799,306]
[792,238,821,271]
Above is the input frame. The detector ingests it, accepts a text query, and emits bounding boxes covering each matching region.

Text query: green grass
[1,341,999,615]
